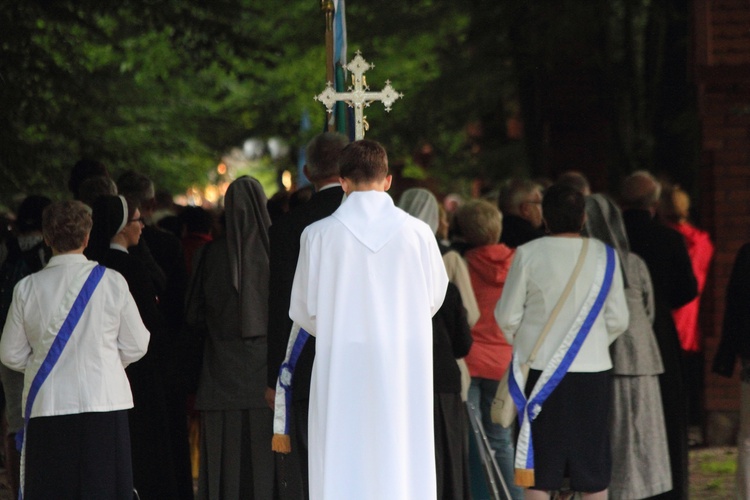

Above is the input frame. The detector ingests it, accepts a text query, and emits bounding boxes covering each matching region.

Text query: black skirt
[524,369,612,492]
[24,410,133,500]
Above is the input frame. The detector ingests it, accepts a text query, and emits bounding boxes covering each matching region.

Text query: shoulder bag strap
[526,237,589,365]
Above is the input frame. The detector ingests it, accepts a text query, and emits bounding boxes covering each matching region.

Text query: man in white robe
[289,140,448,500]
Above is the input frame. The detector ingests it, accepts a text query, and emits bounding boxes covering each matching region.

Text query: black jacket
[266,186,344,399]
[714,243,750,377]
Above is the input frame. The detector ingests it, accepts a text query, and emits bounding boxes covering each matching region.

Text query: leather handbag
[491,238,589,427]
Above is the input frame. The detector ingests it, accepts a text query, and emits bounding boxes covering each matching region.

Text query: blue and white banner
[333,0,347,67]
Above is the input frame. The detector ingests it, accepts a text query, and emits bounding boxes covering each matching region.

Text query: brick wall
[694,0,750,420]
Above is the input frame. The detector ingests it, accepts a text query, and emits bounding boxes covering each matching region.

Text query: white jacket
[0,254,150,418]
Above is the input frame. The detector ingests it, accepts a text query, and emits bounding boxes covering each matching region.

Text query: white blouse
[0,254,150,418]
[494,237,629,373]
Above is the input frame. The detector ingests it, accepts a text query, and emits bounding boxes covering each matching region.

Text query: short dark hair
[556,171,590,195]
[542,183,586,234]
[306,132,349,181]
[117,170,155,208]
[180,206,213,234]
[69,159,109,200]
[16,195,52,233]
[77,176,118,207]
[338,140,389,184]
[43,201,93,252]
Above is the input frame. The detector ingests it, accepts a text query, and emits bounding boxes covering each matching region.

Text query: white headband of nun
[116,195,129,234]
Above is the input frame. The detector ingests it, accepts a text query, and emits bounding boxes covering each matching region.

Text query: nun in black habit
[185,176,275,499]
[87,195,183,499]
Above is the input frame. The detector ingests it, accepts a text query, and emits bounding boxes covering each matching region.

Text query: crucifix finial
[315,52,403,140]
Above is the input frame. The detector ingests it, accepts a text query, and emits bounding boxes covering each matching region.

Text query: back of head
[556,171,591,196]
[454,199,503,248]
[16,195,52,234]
[69,159,109,200]
[43,200,93,253]
[306,132,349,181]
[620,170,661,211]
[542,183,585,234]
[78,176,118,208]
[498,178,542,215]
[338,140,389,184]
[117,170,156,211]
[659,185,690,224]
[398,188,439,234]
[180,206,213,235]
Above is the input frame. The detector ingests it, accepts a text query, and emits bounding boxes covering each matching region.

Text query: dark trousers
[25,410,132,500]
[294,398,310,500]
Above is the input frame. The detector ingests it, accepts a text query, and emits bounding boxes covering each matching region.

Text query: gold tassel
[515,468,535,487]
[272,434,292,454]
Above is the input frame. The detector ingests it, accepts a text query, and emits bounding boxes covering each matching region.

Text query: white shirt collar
[45,253,90,268]
[109,243,128,253]
[318,182,341,192]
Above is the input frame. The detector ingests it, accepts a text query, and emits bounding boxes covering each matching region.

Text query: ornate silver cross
[315,51,403,140]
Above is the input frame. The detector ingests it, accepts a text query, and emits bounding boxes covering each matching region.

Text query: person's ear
[383,175,392,191]
[519,202,530,219]
[339,177,351,194]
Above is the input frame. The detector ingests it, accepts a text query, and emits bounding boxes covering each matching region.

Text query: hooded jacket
[464,243,515,380]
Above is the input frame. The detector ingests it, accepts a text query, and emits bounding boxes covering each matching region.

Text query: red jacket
[669,221,714,352]
[464,243,515,380]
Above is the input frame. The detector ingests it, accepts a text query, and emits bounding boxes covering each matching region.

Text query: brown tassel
[515,468,535,487]
[272,434,292,454]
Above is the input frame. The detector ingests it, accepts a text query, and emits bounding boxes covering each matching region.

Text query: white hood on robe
[334,191,409,253]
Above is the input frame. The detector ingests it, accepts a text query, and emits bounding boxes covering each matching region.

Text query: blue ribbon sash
[272,324,311,451]
[18,264,105,499]
[510,244,615,485]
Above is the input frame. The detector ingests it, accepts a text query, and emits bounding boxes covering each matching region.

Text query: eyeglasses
[522,200,542,205]
[129,217,144,225]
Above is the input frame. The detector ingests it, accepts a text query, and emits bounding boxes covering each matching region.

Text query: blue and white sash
[509,244,615,487]
[18,263,105,499]
[272,323,311,453]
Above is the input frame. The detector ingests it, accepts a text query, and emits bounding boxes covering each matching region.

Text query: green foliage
[0,0,698,205]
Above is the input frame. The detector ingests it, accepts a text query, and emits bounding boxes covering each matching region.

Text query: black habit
[102,248,181,500]
[623,209,698,500]
[266,185,344,498]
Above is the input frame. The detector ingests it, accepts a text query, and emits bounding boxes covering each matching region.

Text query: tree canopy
[0,0,697,207]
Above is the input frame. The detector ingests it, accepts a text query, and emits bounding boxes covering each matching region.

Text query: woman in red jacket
[454,199,522,500]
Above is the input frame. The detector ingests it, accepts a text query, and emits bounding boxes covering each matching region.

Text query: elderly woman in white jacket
[495,184,629,500]
[0,200,150,500]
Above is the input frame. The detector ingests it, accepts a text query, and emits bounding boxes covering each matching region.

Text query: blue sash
[272,324,311,452]
[17,264,105,499]
[509,245,615,486]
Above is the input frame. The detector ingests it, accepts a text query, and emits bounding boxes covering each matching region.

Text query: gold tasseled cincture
[272,434,291,454]
[515,468,535,487]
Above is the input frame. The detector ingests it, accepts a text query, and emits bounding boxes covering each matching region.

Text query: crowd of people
[0,132,734,500]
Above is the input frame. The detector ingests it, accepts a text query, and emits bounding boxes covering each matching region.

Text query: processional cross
[315,51,403,140]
